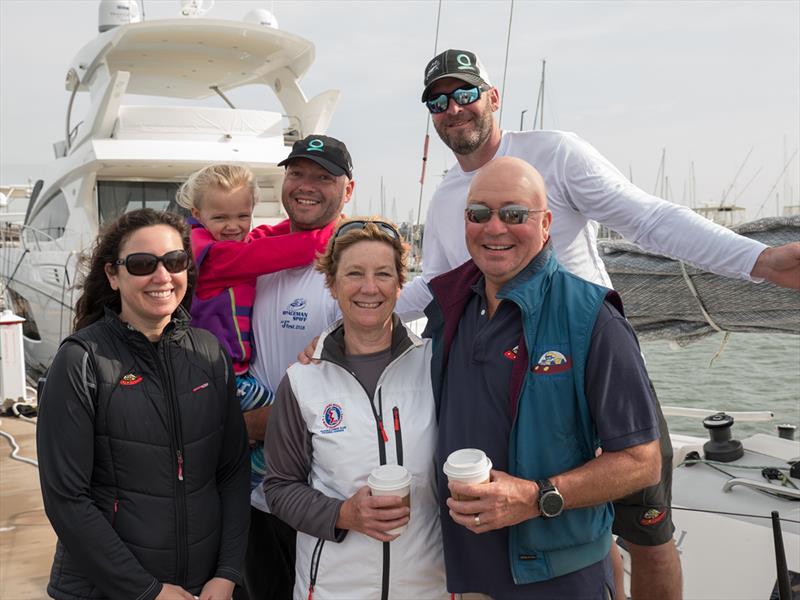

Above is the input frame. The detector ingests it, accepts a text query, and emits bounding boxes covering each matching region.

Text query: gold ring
[474,514,481,526]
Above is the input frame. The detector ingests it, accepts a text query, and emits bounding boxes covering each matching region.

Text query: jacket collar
[313,314,420,369]
[103,305,190,343]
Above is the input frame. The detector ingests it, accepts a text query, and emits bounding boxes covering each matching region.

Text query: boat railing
[722,478,800,499]
[661,406,775,422]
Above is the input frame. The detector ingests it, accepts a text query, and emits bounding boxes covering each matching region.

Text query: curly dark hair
[73,209,195,332]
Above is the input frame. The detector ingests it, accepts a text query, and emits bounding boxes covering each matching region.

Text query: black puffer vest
[45,308,248,599]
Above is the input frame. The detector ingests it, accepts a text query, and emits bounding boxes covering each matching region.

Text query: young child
[177,164,335,490]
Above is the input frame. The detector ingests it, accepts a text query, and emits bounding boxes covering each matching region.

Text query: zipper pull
[307,586,314,600]
[378,422,389,443]
[392,407,400,432]
[113,499,118,514]
[177,450,184,481]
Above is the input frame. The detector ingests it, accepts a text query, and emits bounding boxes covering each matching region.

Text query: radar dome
[244,8,279,29]
[98,0,141,32]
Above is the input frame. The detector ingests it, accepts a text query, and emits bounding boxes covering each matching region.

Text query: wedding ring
[474,514,481,526]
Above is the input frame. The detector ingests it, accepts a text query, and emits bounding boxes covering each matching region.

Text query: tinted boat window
[97,181,189,224]
[26,189,69,242]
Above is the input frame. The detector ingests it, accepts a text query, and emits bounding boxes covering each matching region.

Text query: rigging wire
[413,0,443,258]
[498,0,515,129]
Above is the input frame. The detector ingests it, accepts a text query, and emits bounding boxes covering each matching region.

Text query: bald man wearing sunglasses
[397,49,800,600]
[426,156,661,599]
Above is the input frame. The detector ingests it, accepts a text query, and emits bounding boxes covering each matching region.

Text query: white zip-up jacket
[264,317,448,600]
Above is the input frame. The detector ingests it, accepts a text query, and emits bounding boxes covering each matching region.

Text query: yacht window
[26,190,69,242]
[97,181,189,224]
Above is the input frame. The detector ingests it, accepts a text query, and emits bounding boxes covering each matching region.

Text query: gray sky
[1,0,798,223]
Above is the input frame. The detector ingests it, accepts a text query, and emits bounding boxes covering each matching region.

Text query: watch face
[541,491,564,516]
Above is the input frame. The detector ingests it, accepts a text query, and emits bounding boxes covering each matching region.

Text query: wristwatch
[536,479,564,518]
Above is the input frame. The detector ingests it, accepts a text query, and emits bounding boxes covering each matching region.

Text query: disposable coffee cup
[368,464,412,536]
[443,448,492,501]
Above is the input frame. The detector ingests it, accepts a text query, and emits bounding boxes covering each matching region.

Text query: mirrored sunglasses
[114,249,190,276]
[425,86,484,114]
[465,204,546,225]
[333,220,401,241]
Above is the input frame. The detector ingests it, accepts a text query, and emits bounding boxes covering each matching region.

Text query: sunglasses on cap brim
[114,250,190,276]
[465,204,546,225]
[425,85,487,114]
[333,220,401,241]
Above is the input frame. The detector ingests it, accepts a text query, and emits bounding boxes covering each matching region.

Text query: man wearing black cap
[402,47,790,600]
[244,134,353,600]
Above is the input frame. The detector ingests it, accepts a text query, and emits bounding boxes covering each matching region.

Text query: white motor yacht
[0,3,339,375]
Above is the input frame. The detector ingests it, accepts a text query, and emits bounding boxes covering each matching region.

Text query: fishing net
[599,215,800,345]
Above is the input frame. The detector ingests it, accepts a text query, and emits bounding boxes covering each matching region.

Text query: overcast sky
[1,0,798,223]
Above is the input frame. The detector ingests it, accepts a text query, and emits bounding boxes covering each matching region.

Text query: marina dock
[0,416,53,599]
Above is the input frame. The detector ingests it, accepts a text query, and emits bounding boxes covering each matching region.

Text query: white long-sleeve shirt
[396,130,766,316]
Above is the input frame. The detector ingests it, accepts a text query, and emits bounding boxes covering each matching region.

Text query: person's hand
[155,583,195,600]
[296,335,321,365]
[198,577,235,600]
[446,470,539,533]
[335,486,409,542]
[750,242,800,289]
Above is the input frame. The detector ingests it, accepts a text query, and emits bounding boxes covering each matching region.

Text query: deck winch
[702,412,744,462]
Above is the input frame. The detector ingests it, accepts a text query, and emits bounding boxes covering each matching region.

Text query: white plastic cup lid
[443,448,492,479]
[368,464,412,492]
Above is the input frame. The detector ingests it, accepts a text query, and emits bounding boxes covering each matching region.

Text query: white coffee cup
[368,464,412,536]
[443,448,493,500]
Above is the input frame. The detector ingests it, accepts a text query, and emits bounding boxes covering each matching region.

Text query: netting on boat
[599,215,800,345]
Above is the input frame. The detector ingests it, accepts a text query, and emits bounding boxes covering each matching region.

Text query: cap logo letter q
[457,53,474,70]
[307,138,324,153]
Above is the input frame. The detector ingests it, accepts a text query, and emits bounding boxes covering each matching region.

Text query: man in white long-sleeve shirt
[399,49,800,600]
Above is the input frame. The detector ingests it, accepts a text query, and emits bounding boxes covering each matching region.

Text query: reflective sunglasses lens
[499,207,529,225]
[162,250,189,273]
[466,206,492,223]
[426,94,449,114]
[125,253,158,276]
[453,87,480,106]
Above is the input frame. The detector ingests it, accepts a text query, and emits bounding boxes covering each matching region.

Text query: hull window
[98,181,189,224]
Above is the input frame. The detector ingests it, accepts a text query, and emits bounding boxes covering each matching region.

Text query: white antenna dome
[98,0,141,33]
[244,8,279,29]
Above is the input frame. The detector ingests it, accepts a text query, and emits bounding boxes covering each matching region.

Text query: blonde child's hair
[176,164,258,210]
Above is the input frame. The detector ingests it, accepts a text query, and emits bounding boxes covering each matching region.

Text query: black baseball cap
[421,49,493,102]
[278,135,353,178]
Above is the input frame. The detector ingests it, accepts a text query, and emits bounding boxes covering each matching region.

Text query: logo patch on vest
[639,508,667,526]
[320,403,346,434]
[503,345,519,361]
[531,350,572,374]
[119,373,143,386]
[192,382,209,392]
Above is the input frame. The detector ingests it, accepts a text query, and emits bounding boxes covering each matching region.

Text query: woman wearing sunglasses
[37,208,250,600]
[263,218,447,600]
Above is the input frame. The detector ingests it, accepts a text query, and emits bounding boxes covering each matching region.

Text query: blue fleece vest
[499,252,613,583]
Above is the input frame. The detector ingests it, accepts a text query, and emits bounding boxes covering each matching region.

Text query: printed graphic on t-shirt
[281,298,309,330]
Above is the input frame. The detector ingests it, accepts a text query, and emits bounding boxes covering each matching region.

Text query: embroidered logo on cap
[306,138,324,152]
[532,350,572,374]
[119,373,143,386]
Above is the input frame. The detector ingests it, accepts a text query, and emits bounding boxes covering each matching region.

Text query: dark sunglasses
[333,220,401,241]
[114,249,190,276]
[425,86,485,114]
[465,204,546,225]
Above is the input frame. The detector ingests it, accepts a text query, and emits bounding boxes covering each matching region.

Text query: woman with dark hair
[37,208,250,600]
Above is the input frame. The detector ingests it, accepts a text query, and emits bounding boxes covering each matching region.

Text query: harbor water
[641,332,800,438]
